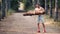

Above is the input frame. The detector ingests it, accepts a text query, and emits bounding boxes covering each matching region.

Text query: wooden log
[23,12,45,16]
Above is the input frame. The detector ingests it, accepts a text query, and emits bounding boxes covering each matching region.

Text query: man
[23,4,46,33]
[34,4,46,33]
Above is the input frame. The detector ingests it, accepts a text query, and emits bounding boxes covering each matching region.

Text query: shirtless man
[23,4,46,33]
[34,4,46,33]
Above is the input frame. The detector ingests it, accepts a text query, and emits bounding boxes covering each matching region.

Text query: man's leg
[37,15,40,33]
[40,15,46,32]
[42,23,46,32]
[37,23,40,33]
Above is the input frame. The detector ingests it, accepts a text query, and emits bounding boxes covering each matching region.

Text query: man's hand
[35,7,45,15]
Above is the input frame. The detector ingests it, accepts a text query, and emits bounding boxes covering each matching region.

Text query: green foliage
[24,0,33,11]
[10,0,60,11]
[58,0,60,8]
[25,6,34,11]
[8,9,15,15]
[39,0,45,7]
[52,0,55,8]
[11,0,19,11]
[20,0,27,3]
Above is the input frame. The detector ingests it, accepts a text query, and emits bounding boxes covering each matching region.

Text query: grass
[7,9,15,16]
[46,15,60,27]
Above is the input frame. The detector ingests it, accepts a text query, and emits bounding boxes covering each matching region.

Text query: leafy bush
[11,0,19,11]
[7,9,15,15]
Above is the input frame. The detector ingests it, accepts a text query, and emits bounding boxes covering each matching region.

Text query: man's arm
[41,7,45,14]
[39,7,45,13]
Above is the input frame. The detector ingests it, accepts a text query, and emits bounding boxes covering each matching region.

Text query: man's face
[36,4,39,7]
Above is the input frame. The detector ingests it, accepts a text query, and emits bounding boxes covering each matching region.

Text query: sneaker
[43,30,46,33]
[37,30,40,33]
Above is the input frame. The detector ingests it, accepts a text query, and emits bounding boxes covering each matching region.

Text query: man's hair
[35,3,40,6]
[35,3,40,8]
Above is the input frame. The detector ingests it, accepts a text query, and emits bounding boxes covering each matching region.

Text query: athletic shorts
[38,15,44,23]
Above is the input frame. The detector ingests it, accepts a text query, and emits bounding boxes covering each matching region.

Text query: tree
[24,0,33,10]
[49,0,53,18]
[35,0,45,8]
[1,0,6,19]
[0,1,1,21]
[54,0,58,21]
[37,0,39,4]
[45,0,48,14]
[11,0,19,11]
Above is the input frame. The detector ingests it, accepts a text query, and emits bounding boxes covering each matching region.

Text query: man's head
[35,4,40,8]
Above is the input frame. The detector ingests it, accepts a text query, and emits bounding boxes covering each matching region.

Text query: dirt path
[0,13,60,34]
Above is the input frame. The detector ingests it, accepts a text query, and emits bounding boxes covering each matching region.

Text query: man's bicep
[41,8,45,12]
[42,7,45,11]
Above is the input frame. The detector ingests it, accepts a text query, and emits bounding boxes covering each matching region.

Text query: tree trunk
[1,0,6,19]
[34,0,37,4]
[49,0,53,18]
[0,0,1,21]
[37,0,40,4]
[32,0,35,7]
[54,0,58,21]
[45,0,48,14]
